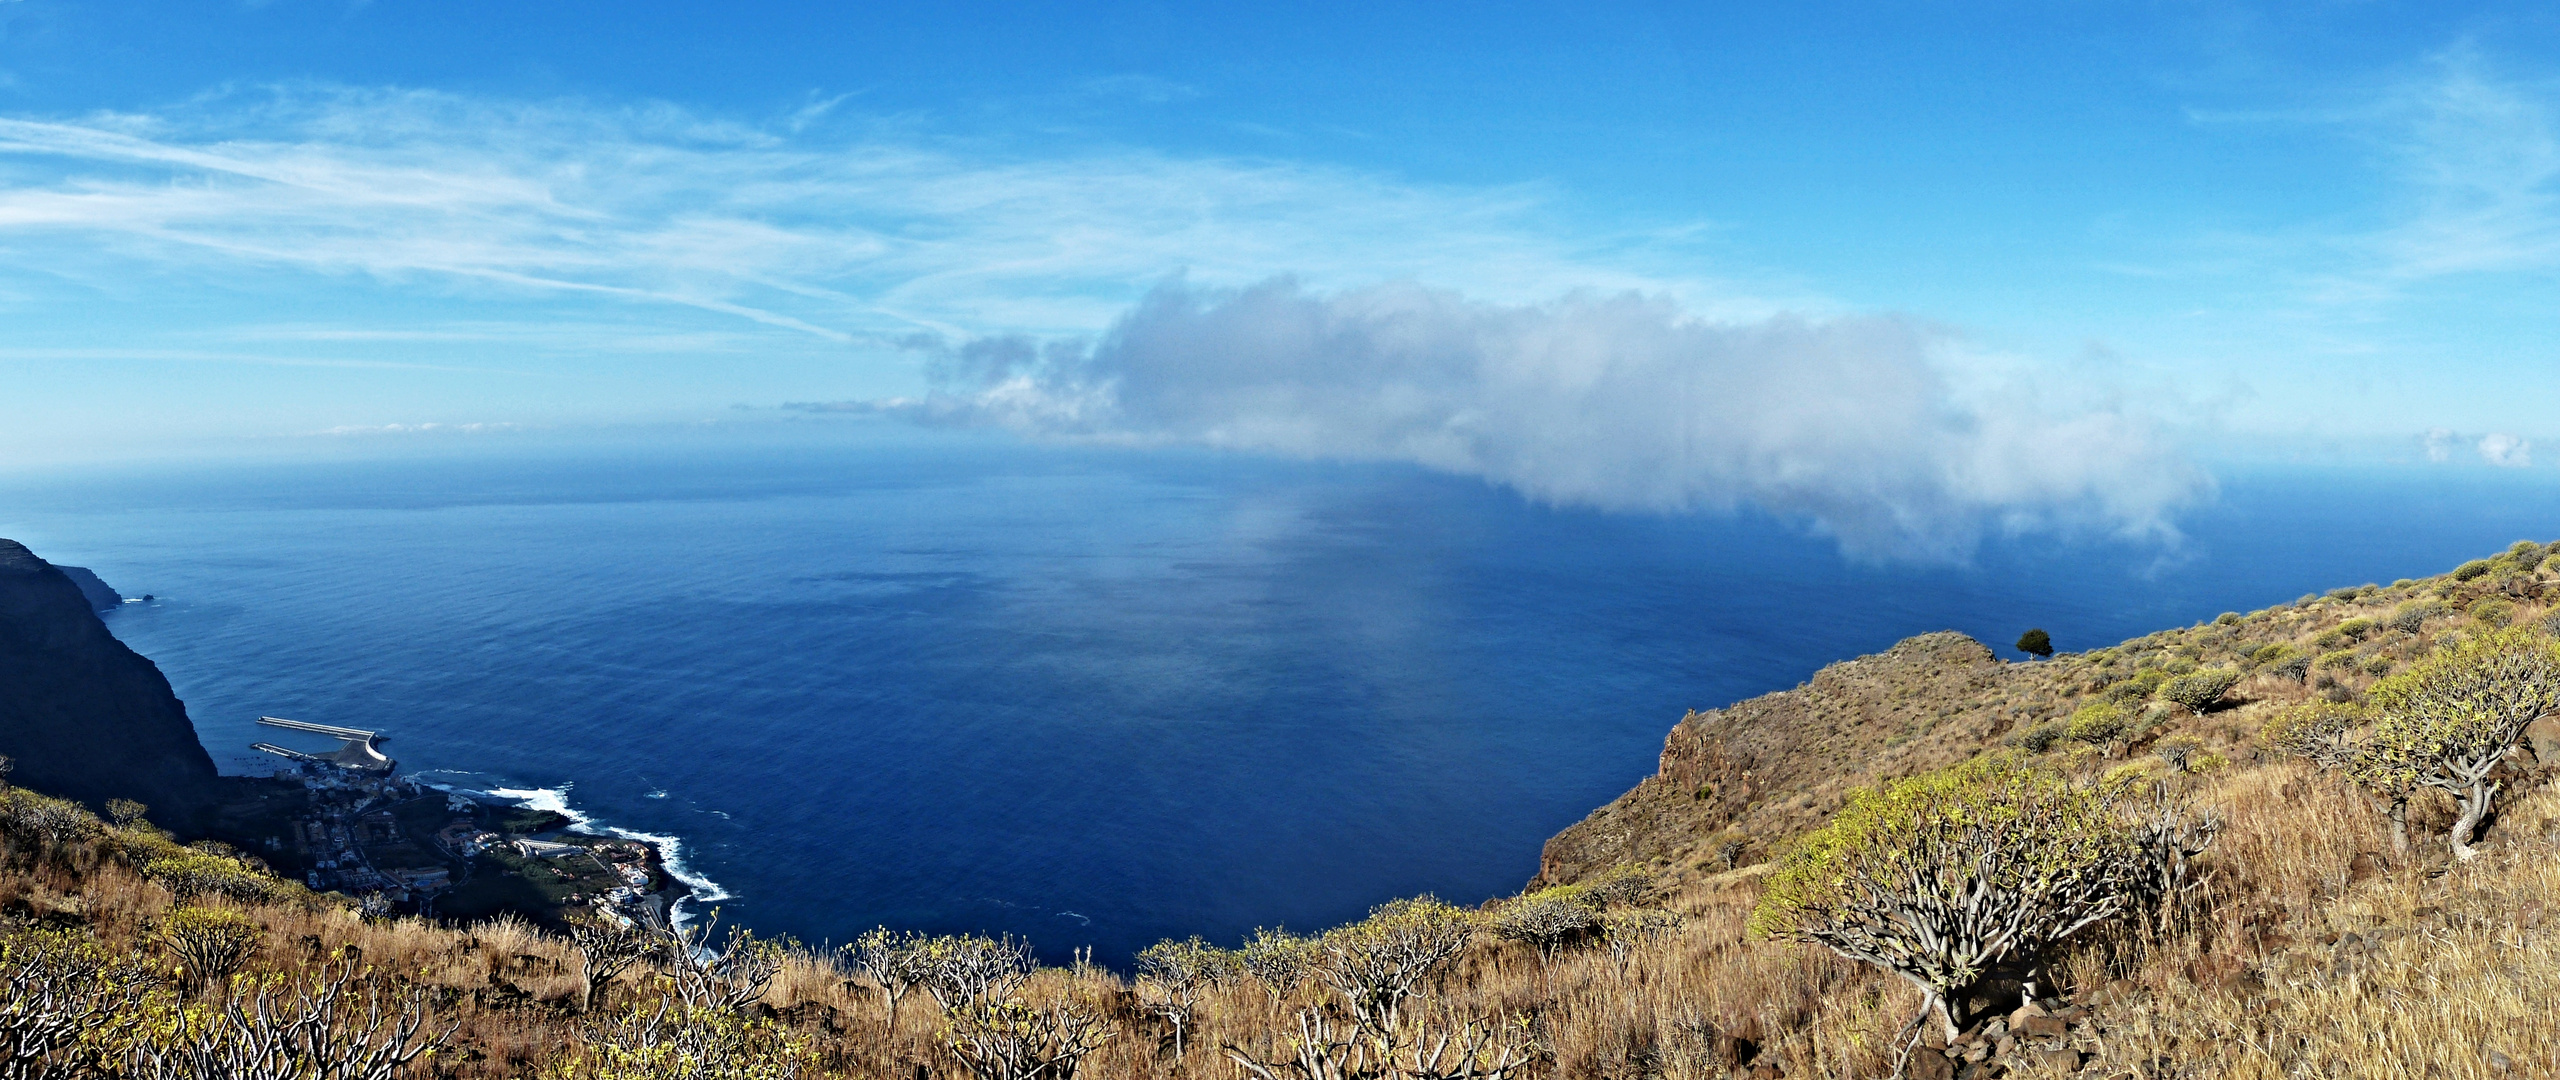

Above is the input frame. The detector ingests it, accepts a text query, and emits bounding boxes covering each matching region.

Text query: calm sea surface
[7,431,2558,961]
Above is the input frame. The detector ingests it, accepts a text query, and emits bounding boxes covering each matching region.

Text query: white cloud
[2478,432,2532,467]
[871,279,2208,561]
[2425,427,2458,461]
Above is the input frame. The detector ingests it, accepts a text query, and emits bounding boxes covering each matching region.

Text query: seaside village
[248,716,674,924]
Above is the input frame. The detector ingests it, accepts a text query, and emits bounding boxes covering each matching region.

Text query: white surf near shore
[410,773,736,925]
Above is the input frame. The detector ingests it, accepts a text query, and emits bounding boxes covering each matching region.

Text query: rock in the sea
[0,539,221,824]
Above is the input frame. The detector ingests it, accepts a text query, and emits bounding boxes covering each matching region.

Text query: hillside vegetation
[9,543,2560,1079]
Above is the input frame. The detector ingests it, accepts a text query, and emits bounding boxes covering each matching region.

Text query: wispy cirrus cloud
[2185,48,2560,309]
[0,85,1761,346]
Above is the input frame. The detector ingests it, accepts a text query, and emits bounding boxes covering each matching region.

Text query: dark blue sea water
[7,429,2560,962]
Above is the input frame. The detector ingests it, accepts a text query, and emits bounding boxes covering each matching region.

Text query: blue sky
[3,1,2558,550]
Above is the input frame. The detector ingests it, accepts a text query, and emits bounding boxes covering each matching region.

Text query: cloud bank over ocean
[842,279,2208,560]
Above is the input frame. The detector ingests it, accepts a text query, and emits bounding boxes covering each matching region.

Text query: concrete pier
[252,716,396,773]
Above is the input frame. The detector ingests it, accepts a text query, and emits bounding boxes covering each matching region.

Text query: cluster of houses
[278,769,451,896]
[261,742,665,919]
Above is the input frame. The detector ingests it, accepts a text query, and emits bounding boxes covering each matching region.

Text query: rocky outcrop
[0,539,220,823]
[57,565,121,614]
[1535,632,2059,889]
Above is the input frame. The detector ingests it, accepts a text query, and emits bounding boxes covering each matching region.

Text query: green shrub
[1316,897,1479,1035]
[2248,642,2292,665]
[2337,617,2375,642]
[2270,653,2312,683]
[2362,654,2396,676]
[2152,735,2207,773]
[2010,720,2070,753]
[0,928,160,1068]
[2471,598,2515,628]
[2316,649,2359,672]
[2511,540,2548,564]
[1749,759,2150,1040]
[1581,865,1658,907]
[1,789,109,848]
[2353,626,2560,860]
[554,1000,820,1080]
[2389,602,2443,635]
[141,852,277,903]
[2164,658,2199,675]
[2454,559,2494,581]
[2065,703,2131,749]
[2214,612,2240,626]
[158,906,261,990]
[2160,668,2242,714]
[2261,700,2363,767]
[1488,888,1600,965]
[1238,927,1318,997]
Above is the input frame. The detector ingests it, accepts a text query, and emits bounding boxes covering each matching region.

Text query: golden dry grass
[11,753,2556,1078]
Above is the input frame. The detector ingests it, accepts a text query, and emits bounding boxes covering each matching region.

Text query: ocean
[6,428,2557,962]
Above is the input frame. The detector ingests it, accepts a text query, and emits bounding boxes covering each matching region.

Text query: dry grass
[10,757,2555,1078]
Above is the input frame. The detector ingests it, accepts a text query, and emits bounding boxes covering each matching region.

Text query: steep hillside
[1540,540,2560,893]
[0,539,221,824]
[56,564,121,613]
[1537,631,2055,887]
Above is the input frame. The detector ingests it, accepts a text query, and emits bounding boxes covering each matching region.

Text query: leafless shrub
[1487,891,1596,967]
[567,913,654,1013]
[649,910,786,1015]
[1223,1007,1535,1080]
[1314,898,1477,1037]
[914,933,1034,1013]
[0,927,158,1078]
[129,961,451,1080]
[1133,936,1234,1062]
[1239,928,1317,1014]
[554,993,816,1080]
[844,926,931,1027]
[1598,909,1681,978]
[945,994,1113,1080]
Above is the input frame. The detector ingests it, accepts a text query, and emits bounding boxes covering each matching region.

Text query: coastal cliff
[0,538,221,824]
[1536,630,2056,887]
[57,565,121,613]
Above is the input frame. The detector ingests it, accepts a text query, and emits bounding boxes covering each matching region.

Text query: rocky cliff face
[1535,631,2070,888]
[0,539,220,823]
[56,565,122,613]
